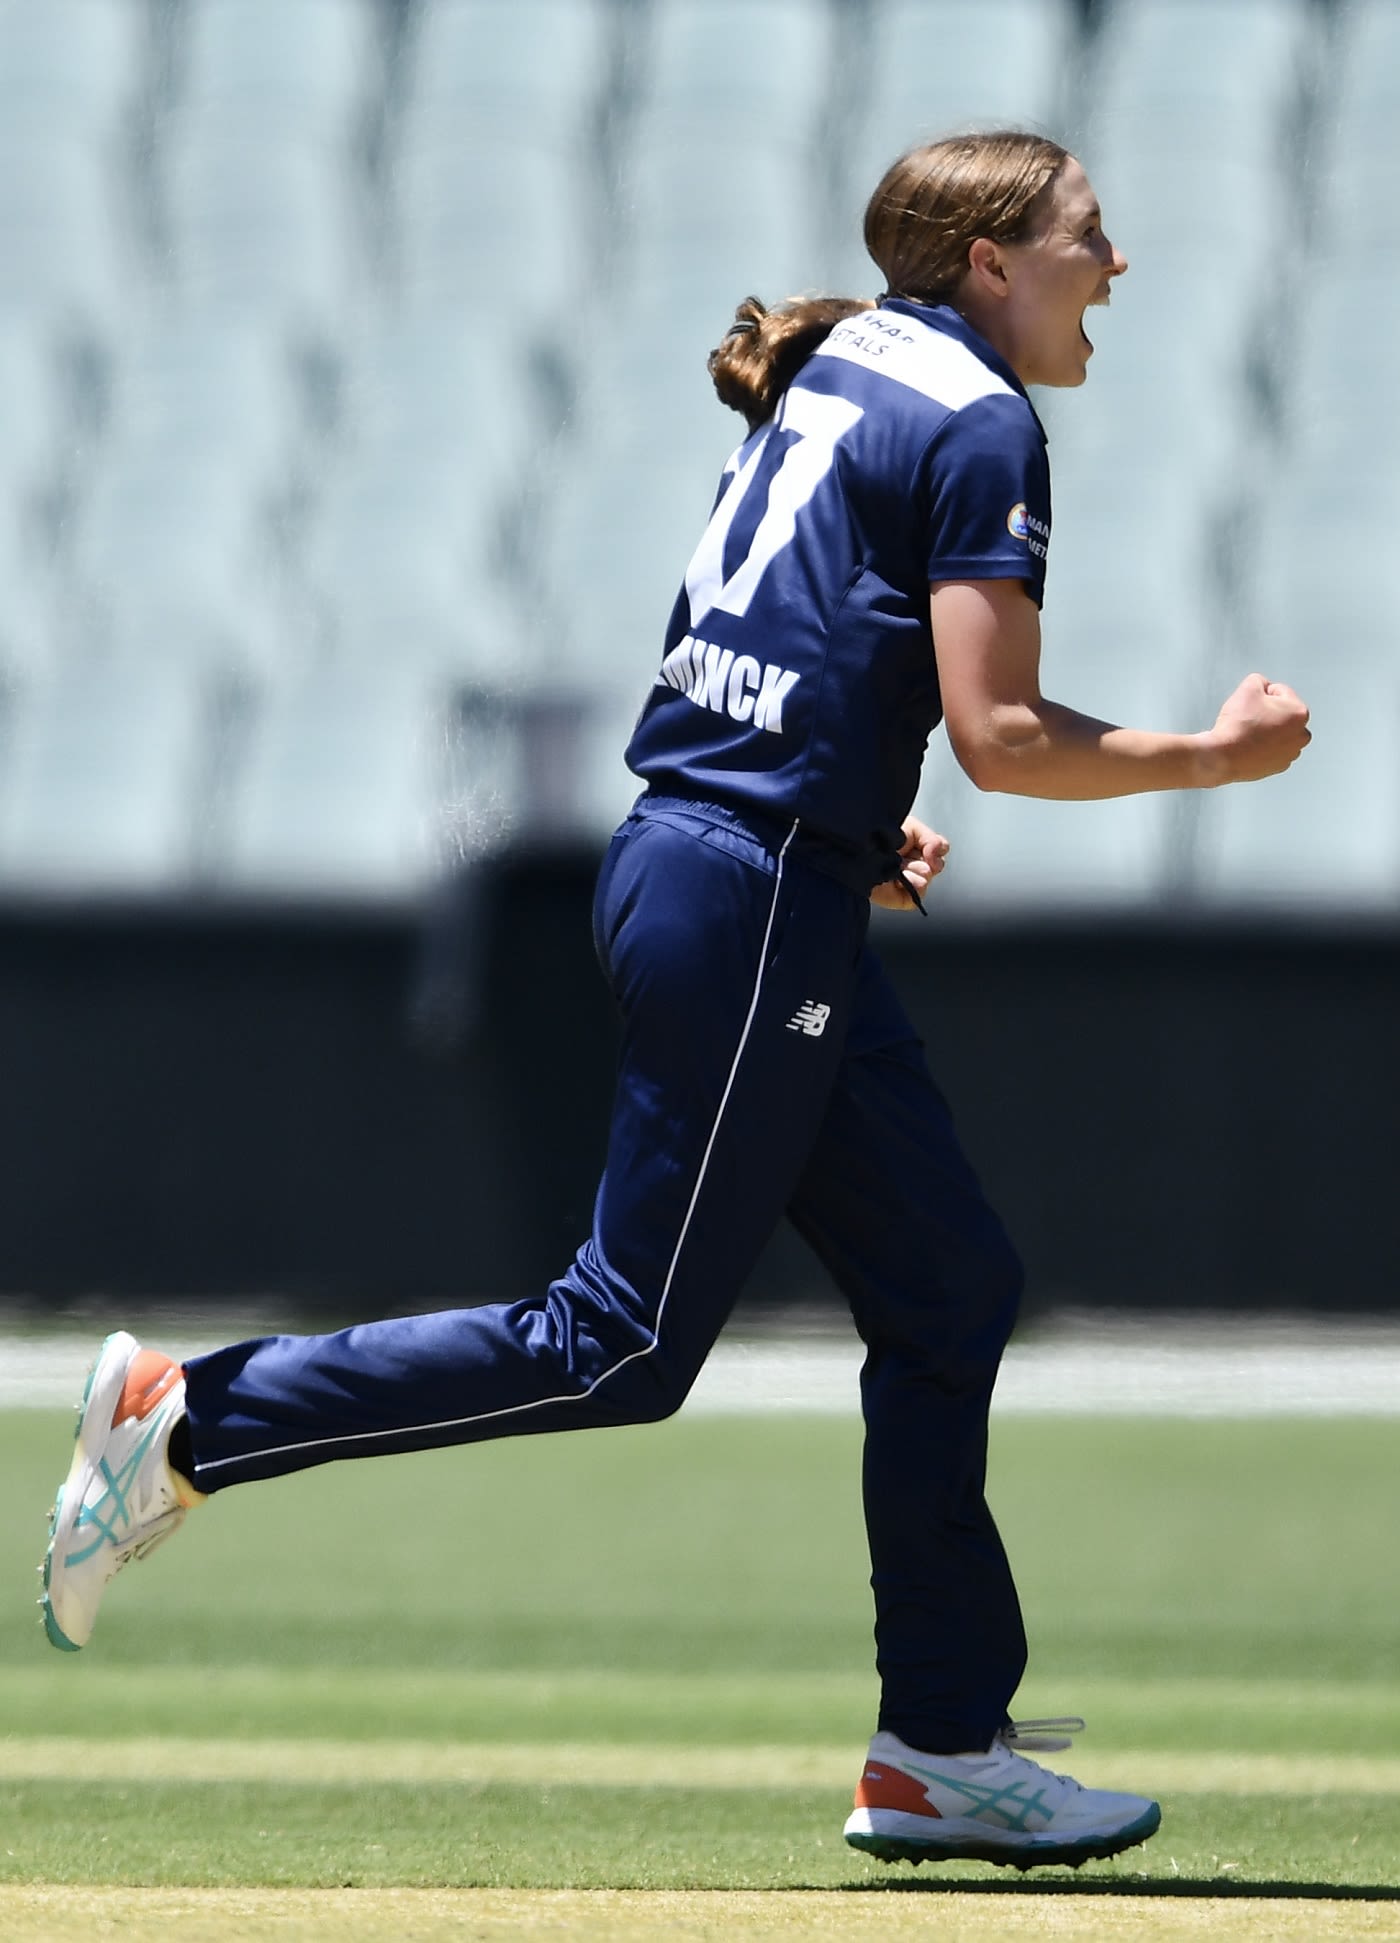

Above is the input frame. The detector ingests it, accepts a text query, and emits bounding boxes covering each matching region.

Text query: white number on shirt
[683,388,865,631]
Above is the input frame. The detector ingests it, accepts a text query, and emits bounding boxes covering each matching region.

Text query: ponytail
[708,294,873,430]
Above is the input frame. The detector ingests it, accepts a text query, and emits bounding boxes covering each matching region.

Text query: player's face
[997,159,1128,388]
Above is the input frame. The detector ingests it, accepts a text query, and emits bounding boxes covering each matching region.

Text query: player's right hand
[1209,673,1312,783]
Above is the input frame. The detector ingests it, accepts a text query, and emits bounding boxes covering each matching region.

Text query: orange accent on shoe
[853,1762,942,1818]
[115,1350,183,1424]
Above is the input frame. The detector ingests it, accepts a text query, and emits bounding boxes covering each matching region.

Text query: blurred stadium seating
[0,0,1384,912]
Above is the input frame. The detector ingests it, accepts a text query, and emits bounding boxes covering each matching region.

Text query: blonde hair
[709,130,1069,427]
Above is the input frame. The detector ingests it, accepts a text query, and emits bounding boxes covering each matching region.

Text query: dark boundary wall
[0,842,1397,1316]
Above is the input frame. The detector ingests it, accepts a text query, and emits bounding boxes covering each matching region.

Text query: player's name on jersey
[656,634,801,735]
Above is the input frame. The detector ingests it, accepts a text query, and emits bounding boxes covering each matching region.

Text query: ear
[965,236,1010,300]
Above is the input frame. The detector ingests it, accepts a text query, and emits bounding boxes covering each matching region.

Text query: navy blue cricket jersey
[625,300,1051,878]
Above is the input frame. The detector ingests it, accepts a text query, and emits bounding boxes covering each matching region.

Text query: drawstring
[875,846,927,916]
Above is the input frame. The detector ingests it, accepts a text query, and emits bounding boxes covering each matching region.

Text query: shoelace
[1002,1716,1086,1754]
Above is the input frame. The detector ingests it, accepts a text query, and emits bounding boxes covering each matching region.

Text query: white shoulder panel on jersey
[813,310,1014,413]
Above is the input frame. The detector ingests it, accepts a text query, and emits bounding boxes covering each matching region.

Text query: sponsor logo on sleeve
[1007,503,1049,559]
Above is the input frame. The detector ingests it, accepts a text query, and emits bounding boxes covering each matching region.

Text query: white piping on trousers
[197,819,802,1476]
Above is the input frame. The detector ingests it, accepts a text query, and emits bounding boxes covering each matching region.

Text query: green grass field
[4,1401,1400,1938]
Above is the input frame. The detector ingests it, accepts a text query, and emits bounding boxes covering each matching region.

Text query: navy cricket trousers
[183,795,1028,1753]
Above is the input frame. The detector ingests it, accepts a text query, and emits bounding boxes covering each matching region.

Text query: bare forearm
[930,585,1310,799]
[959,698,1223,800]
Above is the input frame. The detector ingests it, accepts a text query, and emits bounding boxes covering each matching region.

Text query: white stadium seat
[340,313,535,481]
[178,0,379,147]
[408,0,611,138]
[0,509,62,679]
[0,664,210,892]
[70,460,286,676]
[623,0,834,299]
[103,314,307,485]
[0,0,144,142]
[393,134,592,319]
[622,137,817,314]
[861,0,1072,148]
[0,131,136,330]
[1311,0,1400,163]
[1316,1,1400,249]
[304,458,521,682]
[0,317,68,501]
[1286,274,1400,464]
[164,131,365,333]
[1090,0,1310,149]
[219,669,450,897]
[645,0,834,143]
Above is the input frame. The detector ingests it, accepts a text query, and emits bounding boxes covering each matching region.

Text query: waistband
[632,790,919,905]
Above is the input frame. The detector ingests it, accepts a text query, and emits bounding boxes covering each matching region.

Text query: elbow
[951,732,1021,795]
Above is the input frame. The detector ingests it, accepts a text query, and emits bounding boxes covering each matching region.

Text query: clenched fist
[871,817,950,910]
[1208,673,1311,784]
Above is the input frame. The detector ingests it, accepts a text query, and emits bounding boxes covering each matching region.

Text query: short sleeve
[920,393,1052,607]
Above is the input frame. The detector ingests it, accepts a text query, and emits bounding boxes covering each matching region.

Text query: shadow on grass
[841,1878,1400,1901]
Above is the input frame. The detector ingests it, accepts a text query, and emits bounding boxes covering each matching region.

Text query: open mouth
[1080,287,1112,353]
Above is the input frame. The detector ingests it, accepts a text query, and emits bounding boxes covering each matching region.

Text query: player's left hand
[870,818,950,910]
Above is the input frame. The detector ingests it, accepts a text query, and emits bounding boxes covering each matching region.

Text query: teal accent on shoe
[901,1754,1056,1833]
[41,1487,82,1651]
[64,1417,165,1567]
[42,1599,81,1652]
[845,1800,1162,1871]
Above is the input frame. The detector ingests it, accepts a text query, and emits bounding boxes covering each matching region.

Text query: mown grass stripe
[8,1666,1400,1748]
[6,1737,1400,1796]
[3,1886,1399,1942]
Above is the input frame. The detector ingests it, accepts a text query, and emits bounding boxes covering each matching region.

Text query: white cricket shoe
[41,1330,202,1652]
[843,1721,1161,1870]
